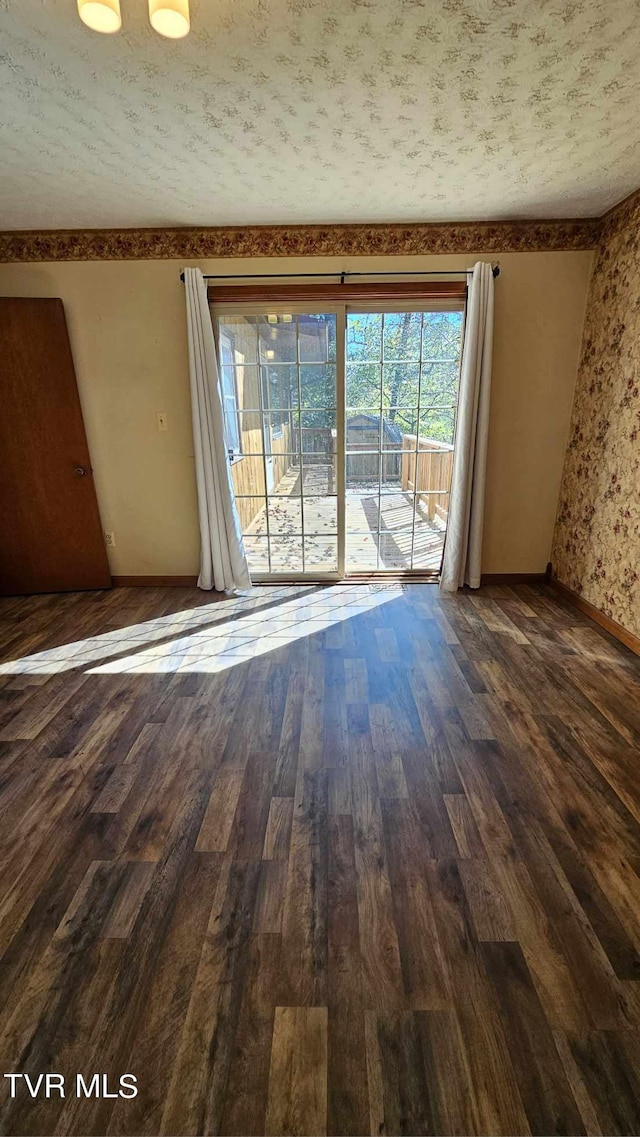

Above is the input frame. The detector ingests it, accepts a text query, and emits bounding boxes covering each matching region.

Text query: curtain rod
[179,266,500,282]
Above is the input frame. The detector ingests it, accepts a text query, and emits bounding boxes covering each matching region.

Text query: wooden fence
[401,435,454,521]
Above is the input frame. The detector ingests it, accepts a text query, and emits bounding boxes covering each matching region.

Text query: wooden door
[0,298,112,595]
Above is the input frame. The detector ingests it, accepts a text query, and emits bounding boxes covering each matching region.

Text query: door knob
[74,465,88,477]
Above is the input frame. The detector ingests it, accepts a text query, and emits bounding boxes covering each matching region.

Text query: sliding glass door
[215,301,464,581]
[345,307,463,572]
[216,310,342,577]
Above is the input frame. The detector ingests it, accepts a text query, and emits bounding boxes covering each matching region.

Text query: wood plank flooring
[1,581,640,1136]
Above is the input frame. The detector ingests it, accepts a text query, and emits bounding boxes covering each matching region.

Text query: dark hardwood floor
[1,581,640,1136]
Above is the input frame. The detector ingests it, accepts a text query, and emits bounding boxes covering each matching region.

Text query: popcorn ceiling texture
[1,0,640,230]
[552,192,640,637]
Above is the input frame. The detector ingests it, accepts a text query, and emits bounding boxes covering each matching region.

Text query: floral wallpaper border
[599,186,640,243]
[0,216,602,263]
[551,186,640,639]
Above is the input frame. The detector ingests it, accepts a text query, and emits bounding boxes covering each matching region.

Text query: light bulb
[77,0,121,33]
[149,0,190,38]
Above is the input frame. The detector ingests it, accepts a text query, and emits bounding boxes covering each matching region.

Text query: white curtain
[184,267,252,592]
[439,261,494,592]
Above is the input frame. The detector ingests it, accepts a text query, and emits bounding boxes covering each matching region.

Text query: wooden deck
[244,466,446,574]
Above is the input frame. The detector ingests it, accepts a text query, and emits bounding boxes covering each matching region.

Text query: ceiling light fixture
[77,0,191,37]
[148,0,190,38]
[77,0,122,33]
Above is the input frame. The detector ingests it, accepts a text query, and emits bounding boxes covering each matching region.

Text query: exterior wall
[0,249,593,577]
[231,422,291,533]
[552,199,640,636]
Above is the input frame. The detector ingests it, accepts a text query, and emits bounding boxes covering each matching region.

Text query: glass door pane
[216,311,339,578]
[345,308,464,574]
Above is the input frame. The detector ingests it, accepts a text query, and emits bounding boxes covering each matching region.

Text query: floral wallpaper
[1,0,640,231]
[552,190,640,638]
[0,217,599,263]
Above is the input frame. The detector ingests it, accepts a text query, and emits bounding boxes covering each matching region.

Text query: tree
[345,310,463,444]
[228,310,464,446]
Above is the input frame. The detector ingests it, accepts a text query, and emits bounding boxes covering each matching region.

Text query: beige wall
[0,249,593,577]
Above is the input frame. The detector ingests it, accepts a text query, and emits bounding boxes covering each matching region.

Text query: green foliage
[228,311,464,444]
[345,311,463,445]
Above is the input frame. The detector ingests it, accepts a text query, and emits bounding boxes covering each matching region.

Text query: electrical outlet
[156,411,168,432]
[104,531,116,548]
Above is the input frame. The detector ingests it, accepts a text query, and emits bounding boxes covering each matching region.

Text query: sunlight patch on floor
[0,585,402,676]
[88,585,401,675]
[0,585,307,675]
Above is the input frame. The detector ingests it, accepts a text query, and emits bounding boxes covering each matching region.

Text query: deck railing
[401,434,454,521]
[232,426,454,533]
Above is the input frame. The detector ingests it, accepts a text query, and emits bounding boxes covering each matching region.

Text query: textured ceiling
[1,0,639,230]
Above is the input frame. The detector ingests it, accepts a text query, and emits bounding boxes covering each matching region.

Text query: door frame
[211,298,465,583]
